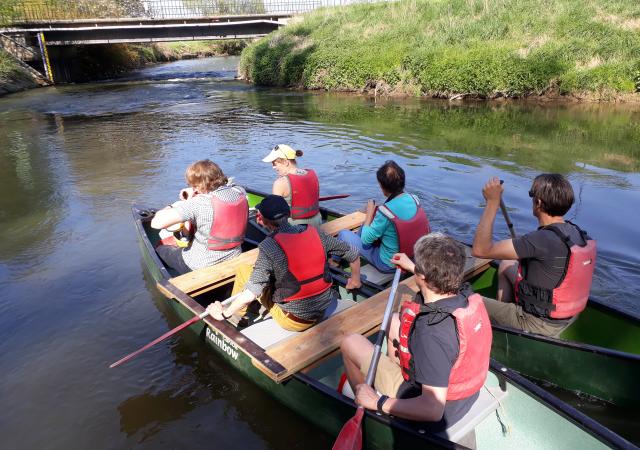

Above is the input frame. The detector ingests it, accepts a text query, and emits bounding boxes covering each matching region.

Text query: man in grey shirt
[471,174,596,336]
[207,195,362,332]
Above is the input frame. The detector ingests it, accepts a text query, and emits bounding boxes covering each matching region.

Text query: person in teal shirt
[338,160,430,273]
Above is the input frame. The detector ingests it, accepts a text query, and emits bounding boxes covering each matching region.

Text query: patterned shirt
[245,222,359,320]
[175,184,246,270]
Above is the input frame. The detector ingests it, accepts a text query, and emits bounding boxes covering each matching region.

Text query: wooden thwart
[264,249,491,382]
[165,211,366,296]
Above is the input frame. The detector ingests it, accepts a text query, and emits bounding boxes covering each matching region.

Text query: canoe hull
[471,267,640,407]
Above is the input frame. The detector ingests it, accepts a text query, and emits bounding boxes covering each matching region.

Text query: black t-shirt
[396,292,479,431]
[513,222,588,290]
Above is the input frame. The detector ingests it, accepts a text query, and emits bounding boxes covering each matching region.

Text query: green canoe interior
[470,268,640,355]
[137,210,622,449]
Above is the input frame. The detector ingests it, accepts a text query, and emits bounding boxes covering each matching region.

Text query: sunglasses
[528,190,535,198]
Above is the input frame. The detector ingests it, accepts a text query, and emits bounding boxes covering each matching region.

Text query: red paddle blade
[109,314,203,368]
[332,407,364,450]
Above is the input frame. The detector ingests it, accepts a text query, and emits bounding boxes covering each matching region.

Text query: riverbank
[0,49,46,95]
[239,0,640,101]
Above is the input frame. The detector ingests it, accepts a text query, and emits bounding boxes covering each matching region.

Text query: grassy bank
[153,40,247,60]
[0,49,43,95]
[0,50,20,81]
[239,0,640,100]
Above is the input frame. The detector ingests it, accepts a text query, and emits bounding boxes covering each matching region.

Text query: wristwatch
[377,395,389,415]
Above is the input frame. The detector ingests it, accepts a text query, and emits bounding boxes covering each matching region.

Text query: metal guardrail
[1,0,377,23]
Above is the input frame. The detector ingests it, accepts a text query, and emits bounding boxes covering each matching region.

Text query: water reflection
[0,112,65,270]
[244,92,640,173]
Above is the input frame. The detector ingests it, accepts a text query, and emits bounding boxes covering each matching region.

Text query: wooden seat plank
[166,211,366,296]
[265,251,491,382]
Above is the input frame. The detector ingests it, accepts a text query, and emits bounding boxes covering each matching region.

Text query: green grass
[154,40,247,59]
[239,0,640,99]
[0,49,21,82]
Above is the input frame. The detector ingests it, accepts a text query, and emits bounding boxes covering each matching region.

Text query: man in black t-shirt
[472,174,594,336]
[340,233,491,439]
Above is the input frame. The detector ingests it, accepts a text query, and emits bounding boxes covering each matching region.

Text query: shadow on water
[115,266,332,449]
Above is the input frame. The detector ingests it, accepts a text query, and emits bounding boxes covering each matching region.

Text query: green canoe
[129,195,633,449]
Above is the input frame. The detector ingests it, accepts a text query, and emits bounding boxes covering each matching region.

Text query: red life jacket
[515,223,596,319]
[206,188,249,251]
[287,169,320,220]
[397,293,492,401]
[273,226,332,302]
[377,194,431,258]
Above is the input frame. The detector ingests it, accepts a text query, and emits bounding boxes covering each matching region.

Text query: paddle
[332,268,402,450]
[319,194,350,201]
[109,293,239,368]
[499,180,517,239]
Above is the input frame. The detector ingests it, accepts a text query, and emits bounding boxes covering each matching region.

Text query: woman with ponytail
[262,144,322,227]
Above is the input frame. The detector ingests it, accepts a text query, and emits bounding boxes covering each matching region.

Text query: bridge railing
[1,0,379,24]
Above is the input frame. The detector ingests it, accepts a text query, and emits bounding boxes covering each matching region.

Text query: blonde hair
[273,149,304,166]
[185,160,227,193]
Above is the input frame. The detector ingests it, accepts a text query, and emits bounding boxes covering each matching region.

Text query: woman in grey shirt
[151,160,247,275]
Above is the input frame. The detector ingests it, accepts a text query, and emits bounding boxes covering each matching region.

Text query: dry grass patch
[597,12,640,31]
[517,35,549,57]
[575,56,603,70]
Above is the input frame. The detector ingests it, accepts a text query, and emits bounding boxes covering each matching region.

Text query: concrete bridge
[0,0,373,82]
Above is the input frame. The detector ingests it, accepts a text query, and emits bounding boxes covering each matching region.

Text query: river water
[0,56,639,449]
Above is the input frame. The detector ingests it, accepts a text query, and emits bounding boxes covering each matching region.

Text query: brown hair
[413,233,465,295]
[530,173,574,217]
[185,160,227,193]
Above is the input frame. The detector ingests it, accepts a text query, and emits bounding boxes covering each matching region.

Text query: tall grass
[239,0,640,99]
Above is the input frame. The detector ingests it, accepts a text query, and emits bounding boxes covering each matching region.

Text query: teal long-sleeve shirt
[360,193,418,268]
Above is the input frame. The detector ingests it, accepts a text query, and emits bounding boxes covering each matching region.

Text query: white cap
[262,144,297,162]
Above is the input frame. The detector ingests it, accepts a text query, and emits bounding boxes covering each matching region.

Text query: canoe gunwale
[132,204,288,378]
[132,204,172,281]
[493,322,640,361]
[293,370,464,449]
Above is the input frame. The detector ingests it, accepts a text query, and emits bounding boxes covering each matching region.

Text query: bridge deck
[1,15,289,45]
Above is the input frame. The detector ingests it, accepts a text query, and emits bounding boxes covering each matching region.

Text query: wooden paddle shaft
[499,199,517,239]
[364,268,402,386]
[498,180,517,239]
[319,194,350,201]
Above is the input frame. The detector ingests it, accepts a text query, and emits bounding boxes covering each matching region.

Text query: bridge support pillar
[37,33,53,83]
